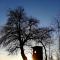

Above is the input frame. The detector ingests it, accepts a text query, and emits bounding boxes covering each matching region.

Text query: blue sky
[0,0,60,27]
[0,0,60,60]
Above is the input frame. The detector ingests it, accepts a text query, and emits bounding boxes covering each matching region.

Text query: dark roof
[32,46,43,50]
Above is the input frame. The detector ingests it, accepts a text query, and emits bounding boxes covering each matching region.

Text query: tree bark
[20,46,27,60]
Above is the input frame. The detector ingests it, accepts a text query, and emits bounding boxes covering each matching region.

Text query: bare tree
[0,7,53,60]
[0,7,39,60]
[55,18,60,60]
[56,19,60,53]
[51,15,60,60]
[30,27,54,60]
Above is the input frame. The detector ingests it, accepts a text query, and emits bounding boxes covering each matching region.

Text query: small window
[34,51,36,53]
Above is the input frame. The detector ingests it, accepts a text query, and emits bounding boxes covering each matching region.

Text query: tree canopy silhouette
[0,7,39,60]
[0,7,53,60]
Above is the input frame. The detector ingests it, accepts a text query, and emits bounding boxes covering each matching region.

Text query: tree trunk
[17,19,27,60]
[39,41,47,60]
[20,46,27,60]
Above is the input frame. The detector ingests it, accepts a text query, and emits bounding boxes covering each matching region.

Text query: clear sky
[0,0,60,60]
[0,0,60,26]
